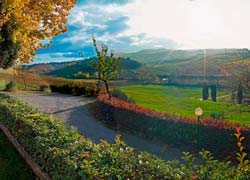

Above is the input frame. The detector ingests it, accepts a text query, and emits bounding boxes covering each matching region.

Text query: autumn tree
[89,36,120,99]
[14,65,28,91]
[0,0,76,67]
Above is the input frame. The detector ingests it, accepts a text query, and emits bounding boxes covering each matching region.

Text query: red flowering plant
[99,95,249,131]
[235,127,249,167]
[97,95,250,159]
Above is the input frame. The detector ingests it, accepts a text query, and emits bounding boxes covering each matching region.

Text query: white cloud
[125,0,250,49]
[33,52,81,64]
[51,0,250,58]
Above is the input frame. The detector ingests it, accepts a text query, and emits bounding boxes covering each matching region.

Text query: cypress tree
[202,83,209,100]
[211,85,217,102]
[237,82,243,104]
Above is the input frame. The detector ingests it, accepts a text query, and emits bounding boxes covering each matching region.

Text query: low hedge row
[50,84,98,97]
[43,77,99,97]
[96,96,250,160]
[1,93,250,179]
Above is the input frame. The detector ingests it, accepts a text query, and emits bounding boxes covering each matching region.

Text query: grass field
[0,130,34,180]
[118,85,250,125]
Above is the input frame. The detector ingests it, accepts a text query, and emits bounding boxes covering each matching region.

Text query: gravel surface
[7,92,192,162]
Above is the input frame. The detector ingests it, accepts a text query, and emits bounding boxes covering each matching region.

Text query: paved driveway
[8,92,193,162]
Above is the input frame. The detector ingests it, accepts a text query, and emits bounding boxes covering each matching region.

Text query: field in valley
[118,85,250,125]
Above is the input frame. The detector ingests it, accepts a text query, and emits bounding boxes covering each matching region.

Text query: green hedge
[50,84,98,97]
[95,101,250,160]
[0,93,249,179]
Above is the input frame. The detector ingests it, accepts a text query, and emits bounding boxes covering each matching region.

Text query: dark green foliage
[238,82,243,104]
[50,84,98,97]
[47,58,95,78]
[211,84,217,102]
[39,85,49,92]
[202,83,209,100]
[0,131,34,180]
[31,57,142,79]
[0,93,249,179]
[95,101,250,160]
[4,81,16,92]
[119,57,142,69]
[111,88,135,103]
[0,21,20,69]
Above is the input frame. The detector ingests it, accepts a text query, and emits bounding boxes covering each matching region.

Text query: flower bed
[97,96,250,159]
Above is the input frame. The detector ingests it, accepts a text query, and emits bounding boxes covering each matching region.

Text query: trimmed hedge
[50,84,98,97]
[46,77,99,97]
[96,96,250,160]
[1,93,250,179]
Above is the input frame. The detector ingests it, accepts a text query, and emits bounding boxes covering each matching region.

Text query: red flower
[235,127,241,134]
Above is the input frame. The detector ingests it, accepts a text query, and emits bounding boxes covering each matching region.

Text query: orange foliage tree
[0,0,76,65]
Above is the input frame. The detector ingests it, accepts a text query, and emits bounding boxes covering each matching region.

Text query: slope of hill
[26,48,250,78]
[26,57,142,79]
[119,48,250,75]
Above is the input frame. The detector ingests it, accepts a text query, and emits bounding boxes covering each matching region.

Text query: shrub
[96,96,250,160]
[0,93,181,179]
[1,94,186,179]
[39,85,51,92]
[0,93,249,179]
[4,81,16,92]
[49,83,98,97]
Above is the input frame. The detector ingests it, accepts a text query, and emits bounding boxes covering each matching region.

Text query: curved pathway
[8,92,193,162]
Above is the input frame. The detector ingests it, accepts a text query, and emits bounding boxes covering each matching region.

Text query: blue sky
[34,0,250,64]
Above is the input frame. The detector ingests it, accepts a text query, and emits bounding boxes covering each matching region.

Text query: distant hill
[26,57,142,79]
[26,48,250,78]
[119,48,250,75]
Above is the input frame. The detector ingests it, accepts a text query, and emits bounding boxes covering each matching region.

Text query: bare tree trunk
[23,76,27,91]
[104,80,111,100]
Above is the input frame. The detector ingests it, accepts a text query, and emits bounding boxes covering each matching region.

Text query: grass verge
[0,130,34,180]
[118,85,250,125]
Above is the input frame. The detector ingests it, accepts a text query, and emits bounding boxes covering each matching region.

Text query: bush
[0,93,181,179]
[0,93,250,179]
[49,83,98,97]
[4,81,16,92]
[111,88,135,103]
[96,96,250,160]
[39,85,51,93]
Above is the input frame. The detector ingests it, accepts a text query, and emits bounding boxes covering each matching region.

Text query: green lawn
[118,85,250,125]
[0,81,7,90]
[0,130,34,180]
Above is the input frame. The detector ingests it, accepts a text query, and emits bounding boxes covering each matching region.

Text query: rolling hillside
[26,48,250,78]
[119,48,250,75]
[25,57,142,78]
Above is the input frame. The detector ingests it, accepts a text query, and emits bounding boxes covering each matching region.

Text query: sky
[34,0,250,64]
